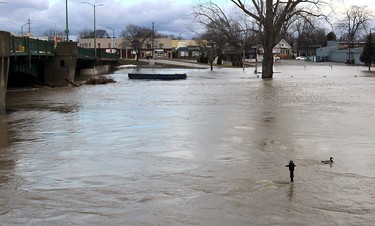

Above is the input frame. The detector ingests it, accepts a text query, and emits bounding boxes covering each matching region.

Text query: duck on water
[322,157,334,164]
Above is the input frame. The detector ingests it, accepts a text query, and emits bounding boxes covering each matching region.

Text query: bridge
[1,30,119,113]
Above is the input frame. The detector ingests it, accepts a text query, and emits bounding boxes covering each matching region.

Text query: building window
[146,43,152,49]
[98,43,101,48]
[108,43,111,48]
[89,43,91,48]
[159,43,164,48]
[60,60,65,67]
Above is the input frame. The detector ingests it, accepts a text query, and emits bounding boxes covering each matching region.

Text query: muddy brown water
[1,62,374,225]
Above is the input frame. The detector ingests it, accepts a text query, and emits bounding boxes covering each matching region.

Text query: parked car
[296,56,306,60]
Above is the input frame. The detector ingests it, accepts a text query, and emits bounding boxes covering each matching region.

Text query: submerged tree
[193,1,259,70]
[360,33,375,71]
[121,24,154,61]
[196,30,226,71]
[231,0,331,78]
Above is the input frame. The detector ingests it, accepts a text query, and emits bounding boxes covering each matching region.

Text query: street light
[20,19,31,36]
[82,1,103,58]
[106,26,115,48]
[65,0,69,41]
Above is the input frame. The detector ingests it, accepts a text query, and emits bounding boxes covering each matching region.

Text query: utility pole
[152,22,154,58]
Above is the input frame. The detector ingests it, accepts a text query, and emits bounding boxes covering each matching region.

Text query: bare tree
[196,29,226,70]
[292,17,327,56]
[336,5,372,63]
[79,28,93,39]
[44,28,65,37]
[231,0,331,78]
[336,6,372,43]
[193,1,245,49]
[79,28,109,38]
[193,1,259,68]
[96,29,109,38]
[121,24,154,61]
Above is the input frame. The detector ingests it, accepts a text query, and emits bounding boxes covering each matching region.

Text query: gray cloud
[0,0,199,39]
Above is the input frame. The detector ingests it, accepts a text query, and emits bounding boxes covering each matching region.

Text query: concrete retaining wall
[0,31,10,114]
[44,42,78,87]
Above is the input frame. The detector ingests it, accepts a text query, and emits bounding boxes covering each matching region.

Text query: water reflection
[0,115,17,205]
[288,183,294,199]
[0,116,9,148]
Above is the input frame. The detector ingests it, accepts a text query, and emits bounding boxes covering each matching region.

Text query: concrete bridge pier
[0,31,10,114]
[45,42,78,87]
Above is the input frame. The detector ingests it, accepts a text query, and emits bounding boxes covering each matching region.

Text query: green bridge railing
[11,36,55,54]
[78,47,96,59]
[78,47,120,60]
[10,36,119,60]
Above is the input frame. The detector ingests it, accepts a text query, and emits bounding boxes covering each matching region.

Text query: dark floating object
[128,73,187,80]
[322,157,334,164]
[85,76,116,85]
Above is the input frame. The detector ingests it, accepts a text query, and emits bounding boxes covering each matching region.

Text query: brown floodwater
[1,61,374,225]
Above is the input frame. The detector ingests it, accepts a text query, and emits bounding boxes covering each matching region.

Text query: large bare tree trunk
[262,47,274,78]
[231,0,330,79]
[262,0,274,79]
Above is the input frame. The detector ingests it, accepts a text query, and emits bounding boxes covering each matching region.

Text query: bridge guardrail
[97,49,120,60]
[78,47,96,59]
[11,36,55,54]
[10,37,119,60]
[78,47,119,60]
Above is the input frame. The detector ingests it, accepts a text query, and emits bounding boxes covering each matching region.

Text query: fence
[11,36,55,54]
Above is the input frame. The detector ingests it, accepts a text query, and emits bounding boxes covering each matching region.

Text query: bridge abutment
[0,31,10,114]
[45,42,78,87]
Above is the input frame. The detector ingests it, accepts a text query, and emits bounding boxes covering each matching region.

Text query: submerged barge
[128,73,187,80]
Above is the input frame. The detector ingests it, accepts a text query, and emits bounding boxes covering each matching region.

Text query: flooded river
[1,62,374,225]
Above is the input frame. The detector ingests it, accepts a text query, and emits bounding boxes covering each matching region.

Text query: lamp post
[82,2,103,57]
[106,26,115,48]
[65,0,69,41]
[21,24,27,36]
[21,19,30,36]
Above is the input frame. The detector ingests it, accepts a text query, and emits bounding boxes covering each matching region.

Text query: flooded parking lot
[1,61,375,225]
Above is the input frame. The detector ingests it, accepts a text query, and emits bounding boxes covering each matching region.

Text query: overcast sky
[0,0,374,40]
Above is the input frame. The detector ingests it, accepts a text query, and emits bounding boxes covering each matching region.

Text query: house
[273,39,293,56]
[256,39,293,58]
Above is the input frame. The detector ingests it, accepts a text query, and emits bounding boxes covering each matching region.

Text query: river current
[1,62,374,225]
